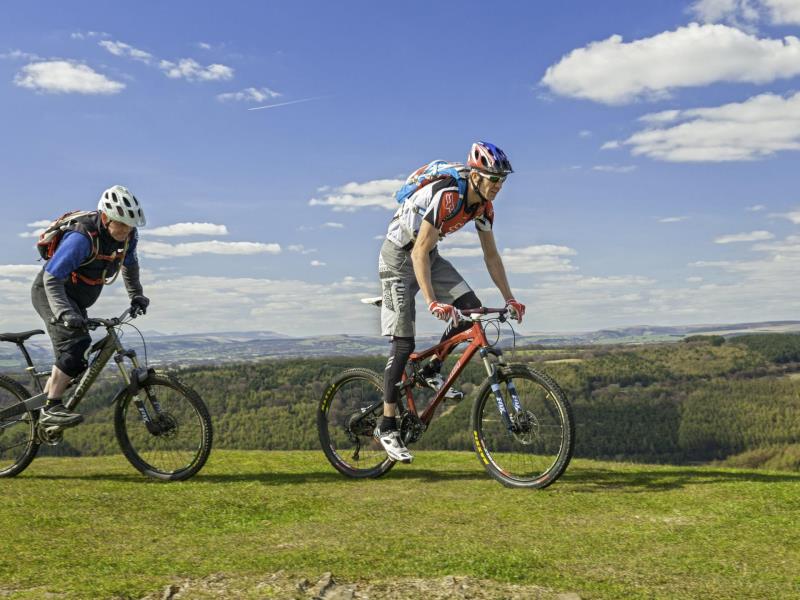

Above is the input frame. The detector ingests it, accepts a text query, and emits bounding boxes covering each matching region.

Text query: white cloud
[141,223,229,237]
[775,210,800,223]
[601,141,621,150]
[592,165,637,173]
[18,229,45,239]
[620,91,800,162]
[715,230,775,243]
[322,222,345,229]
[138,240,280,259]
[0,265,41,278]
[579,130,592,138]
[746,204,766,211]
[0,50,41,61]
[288,244,316,254]
[14,60,125,95]
[310,260,326,267]
[197,42,212,50]
[501,245,578,274]
[309,178,404,212]
[659,216,689,223]
[686,276,704,283]
[71,31,109,40]
[690,260,734,267]
[98,40,153,64]
[159,58,233,81]
[217,87,281,103]
[540,23,800,104]
[691,0,800,25]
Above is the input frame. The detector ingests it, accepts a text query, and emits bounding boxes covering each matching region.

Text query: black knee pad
[384,336,415,404]
[454,291,482,311]
[55,338,91,378]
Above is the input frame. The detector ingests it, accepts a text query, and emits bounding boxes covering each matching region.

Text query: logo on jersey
[442,191,458,215]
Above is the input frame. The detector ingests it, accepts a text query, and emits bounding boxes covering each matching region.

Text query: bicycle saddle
[0,330,45,344]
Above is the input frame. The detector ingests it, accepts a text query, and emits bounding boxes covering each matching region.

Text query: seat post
[16,342,35,369]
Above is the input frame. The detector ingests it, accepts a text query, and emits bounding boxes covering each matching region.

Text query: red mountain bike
[318,303,574,488]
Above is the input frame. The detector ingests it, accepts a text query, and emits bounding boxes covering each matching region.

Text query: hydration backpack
[36,210,100,264]
[394,160,469,204]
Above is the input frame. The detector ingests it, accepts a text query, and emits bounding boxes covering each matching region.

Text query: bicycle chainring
[399,412,425,445]
[36,424,64,446]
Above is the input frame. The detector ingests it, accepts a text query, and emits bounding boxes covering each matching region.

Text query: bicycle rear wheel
[318,368,395,478]
[0,375,39,477]
[472,364,573,489]
[114,374,212,481]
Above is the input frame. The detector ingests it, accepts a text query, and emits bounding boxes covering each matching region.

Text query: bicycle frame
[400,309,519,431]
[0,312,157,425]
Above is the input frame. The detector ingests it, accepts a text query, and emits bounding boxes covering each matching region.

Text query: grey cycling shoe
[39,403,84,428]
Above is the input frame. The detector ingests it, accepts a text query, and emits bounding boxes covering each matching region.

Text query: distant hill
[2,320,800,370]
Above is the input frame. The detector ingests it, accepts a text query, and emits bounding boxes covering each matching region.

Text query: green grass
[1,451,799,599]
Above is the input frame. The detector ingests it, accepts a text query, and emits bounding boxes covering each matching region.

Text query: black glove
[130,295,150,316]
[62,312,86,330]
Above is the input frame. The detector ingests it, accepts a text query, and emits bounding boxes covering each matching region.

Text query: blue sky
[2,0,800,336]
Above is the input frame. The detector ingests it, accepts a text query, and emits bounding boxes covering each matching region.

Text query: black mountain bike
[0,308,212,481]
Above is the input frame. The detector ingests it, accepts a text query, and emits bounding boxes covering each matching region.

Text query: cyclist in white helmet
[31,185,149,427]
[376,142,526,462]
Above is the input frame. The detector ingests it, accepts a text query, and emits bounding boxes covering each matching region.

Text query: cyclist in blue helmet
[376,141,526,462]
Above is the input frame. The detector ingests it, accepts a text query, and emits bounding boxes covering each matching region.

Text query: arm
[121,232,143,298]
[43,232,92,319]
[411,220,440,305]
[478,228,514,302]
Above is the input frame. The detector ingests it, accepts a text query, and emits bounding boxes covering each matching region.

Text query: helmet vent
[116,206,124,217]
[123,197,131,207]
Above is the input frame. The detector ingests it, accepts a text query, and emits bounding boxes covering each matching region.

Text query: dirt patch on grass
[139,571,579,600]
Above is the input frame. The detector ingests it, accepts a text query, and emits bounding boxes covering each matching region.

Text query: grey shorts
[378,239,472,337]
[31,276,91,376]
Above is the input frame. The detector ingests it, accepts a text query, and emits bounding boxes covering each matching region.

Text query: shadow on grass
[18,468,488,485]
[561,466,800,493]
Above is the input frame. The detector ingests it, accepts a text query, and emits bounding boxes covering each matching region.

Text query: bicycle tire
[114,373,212,481]
[471,364,573,489]
[0,375,39,478]
[318,368,395,479]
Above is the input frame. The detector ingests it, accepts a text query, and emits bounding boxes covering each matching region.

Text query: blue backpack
[394,160,468,204]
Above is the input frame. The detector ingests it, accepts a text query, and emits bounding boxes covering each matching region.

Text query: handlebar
[456,307,513,323]
[51,307,138,331]
[85,307,135,330]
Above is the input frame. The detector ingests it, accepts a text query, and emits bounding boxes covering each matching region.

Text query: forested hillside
[27,334,800,468]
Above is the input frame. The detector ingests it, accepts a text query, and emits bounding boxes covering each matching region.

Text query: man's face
[471,170,505,201]
[102,214,133,241]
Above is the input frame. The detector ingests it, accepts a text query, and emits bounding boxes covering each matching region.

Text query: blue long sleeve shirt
[45,230,138,279]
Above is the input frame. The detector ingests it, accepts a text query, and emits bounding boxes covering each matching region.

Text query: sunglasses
[474,171,507,184]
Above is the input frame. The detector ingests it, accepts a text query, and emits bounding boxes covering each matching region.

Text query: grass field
[1,450,799,599]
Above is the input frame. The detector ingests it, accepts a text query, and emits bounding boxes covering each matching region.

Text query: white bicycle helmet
[98,185,146,227]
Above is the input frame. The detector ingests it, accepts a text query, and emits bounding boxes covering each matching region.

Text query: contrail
[248,96,328,111]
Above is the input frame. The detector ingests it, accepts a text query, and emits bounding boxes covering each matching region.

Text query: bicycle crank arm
[0,392,47,421]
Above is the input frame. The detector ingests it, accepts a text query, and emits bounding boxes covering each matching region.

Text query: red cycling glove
[429,301,459,324]
[505,298,526,323]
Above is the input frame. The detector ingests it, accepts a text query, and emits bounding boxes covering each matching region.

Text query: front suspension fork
[114,350,159,428]
[480,347,518,432]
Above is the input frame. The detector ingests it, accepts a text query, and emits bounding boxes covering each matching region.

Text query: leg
[31,281,88,427]
[376,241,417,462]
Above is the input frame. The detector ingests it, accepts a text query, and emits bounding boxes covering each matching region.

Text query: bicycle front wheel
[0,375,39,477]
[318,368,395,478]
[114,374,212,481]
[472,364,573,489]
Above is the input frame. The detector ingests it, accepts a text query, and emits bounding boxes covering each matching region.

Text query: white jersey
[385,179,493,248]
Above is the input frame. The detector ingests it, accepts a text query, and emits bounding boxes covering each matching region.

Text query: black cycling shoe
[39,403,84,428]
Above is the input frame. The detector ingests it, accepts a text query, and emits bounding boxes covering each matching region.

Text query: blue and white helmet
[467,141,513,175]
[98,185,146,227]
